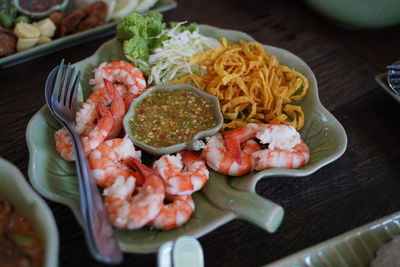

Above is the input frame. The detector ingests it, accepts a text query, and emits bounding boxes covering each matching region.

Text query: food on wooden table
[0,195,44,266]
[370,235,400,267]
[202,123,310,176]
[129,88,218,147]
[51,13,312,231]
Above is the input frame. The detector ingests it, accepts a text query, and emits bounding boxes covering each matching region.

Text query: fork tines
[52,59,80,110]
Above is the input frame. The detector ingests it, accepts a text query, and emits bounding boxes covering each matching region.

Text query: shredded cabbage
[148,23,221,85]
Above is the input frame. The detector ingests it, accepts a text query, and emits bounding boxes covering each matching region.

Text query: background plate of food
[265,211,400,266]
[0,0,177,67]
[26,20,347,253]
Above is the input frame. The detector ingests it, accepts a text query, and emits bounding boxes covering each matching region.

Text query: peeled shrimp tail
[222,123,260,164]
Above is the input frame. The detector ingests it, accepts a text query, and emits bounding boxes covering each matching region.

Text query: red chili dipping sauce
[130,89,218,148]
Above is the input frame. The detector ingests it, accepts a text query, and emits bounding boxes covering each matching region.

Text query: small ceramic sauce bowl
[123,84,223,155]
[0,157,59,267]
[14,0,69,19]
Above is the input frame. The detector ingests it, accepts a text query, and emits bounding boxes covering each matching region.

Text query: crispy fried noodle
[173,38,309,130]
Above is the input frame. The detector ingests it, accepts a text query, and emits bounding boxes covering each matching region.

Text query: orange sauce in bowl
[0,195,44,267]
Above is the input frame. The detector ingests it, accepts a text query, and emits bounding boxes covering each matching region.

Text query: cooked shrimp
[75,101,97,136]
[75,78,118,136]
[222,123,260,164]
[86,86,112,106]
[54,128,74,161]
[202,133,261,176]
[81,103,114,153]
[78,77,127,138]
[150,195,195,230]
[89,135,142,188]
[252,140,310,170]
[104,78,125,138]
[220,123,310,171]
[123,92,140,111]
[89,60,147,97]
[104,158,165,229]
[54,102,114,162]
[153,150,209,195]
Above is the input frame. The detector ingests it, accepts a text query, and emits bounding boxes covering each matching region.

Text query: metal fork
[45,59,123,264]
[387,60,400,95]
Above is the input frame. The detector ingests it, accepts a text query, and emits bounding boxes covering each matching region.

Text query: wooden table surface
[1,0,400,266]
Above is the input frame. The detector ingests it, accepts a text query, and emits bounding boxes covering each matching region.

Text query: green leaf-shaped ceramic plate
[265,211,400,266]
[26,25,347,253]
[0,157,59,266]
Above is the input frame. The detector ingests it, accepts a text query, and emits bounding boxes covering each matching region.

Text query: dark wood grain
[1,0,400,266]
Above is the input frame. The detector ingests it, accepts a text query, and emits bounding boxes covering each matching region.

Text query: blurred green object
[15,14,30,24]
[0,9,14,27]
[117,11,166,74]
[0,1,17,28]
[304,0,400,29]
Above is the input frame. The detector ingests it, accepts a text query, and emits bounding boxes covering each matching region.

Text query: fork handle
[64,125,123,264]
